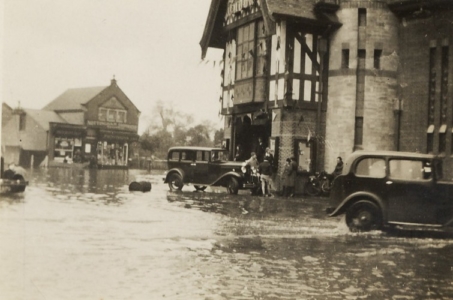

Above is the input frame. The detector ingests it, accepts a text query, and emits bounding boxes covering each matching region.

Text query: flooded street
[1,168,453,300]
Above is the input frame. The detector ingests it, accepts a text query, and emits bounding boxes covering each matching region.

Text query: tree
[140,101,221,158]
[214,128,224,147]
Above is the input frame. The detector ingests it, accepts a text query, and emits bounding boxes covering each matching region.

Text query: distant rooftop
[43,86,107,111]
[24,109,67,130]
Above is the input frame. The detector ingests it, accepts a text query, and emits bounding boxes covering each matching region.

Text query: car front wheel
[345,200,382,232]
[226,177,239,195]
[168,173,183,191]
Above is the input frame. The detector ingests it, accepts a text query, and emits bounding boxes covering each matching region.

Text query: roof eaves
[200,0,224,59]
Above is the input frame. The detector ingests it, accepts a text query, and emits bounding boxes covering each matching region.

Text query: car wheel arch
[164,168,185,183]
[211,172,244,187]
[330,192,385,219]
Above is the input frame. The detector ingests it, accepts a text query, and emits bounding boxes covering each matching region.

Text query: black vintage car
[163,146,258,194]
[326,151,453,232]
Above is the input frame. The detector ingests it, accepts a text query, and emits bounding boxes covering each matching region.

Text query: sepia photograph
[1,0,453,299]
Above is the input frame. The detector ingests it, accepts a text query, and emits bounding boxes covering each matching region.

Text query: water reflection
[0,168,452,300]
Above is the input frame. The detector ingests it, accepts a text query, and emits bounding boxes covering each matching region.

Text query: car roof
[168,146,224,152]
[343,150,437,173]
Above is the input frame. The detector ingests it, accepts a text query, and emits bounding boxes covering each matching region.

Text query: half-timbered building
[201,0,453,189]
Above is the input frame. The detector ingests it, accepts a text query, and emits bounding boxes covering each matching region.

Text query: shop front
[49,123,87,164]
[95,129,138,168]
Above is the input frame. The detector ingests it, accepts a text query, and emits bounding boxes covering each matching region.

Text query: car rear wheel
[345,200,382,232]
[168,173,183,191]
[226,177,239,195]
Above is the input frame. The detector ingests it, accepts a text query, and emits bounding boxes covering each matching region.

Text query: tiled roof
[43,86,107,111]
[266,0,317,20]
[25,109,67,131]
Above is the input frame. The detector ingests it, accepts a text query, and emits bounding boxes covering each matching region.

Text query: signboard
[86,120,137,131]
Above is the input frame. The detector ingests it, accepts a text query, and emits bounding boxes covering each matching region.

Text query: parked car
[326,151,453,232]
[163,146,259,194]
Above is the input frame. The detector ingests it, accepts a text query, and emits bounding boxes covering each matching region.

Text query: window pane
[243,25,249,41]
[305,53,312,75]
[196,151,203,161]
[389,160,430,180]
[203,151,210,161]
[107,110,115,122]
[170,151,179,161]
[249,23,255,41]
[99,109,107,121]
[306,34,313,52]
[355,158,386,177]
[237,27,243,43]
[304,80,312,101]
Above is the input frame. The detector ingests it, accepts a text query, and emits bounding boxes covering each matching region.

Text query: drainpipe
[394,98,403,151]
[316,38,328,172]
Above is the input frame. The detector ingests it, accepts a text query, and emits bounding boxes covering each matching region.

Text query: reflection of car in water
[163,146,259,194]
[326,151,453,232]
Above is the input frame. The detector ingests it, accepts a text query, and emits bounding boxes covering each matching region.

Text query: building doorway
[233,114,271,162]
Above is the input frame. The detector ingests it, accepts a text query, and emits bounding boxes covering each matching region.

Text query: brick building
[200,0,453,189]
[2,78,140,168]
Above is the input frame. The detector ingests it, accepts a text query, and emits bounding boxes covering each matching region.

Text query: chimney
[111,75,117,86]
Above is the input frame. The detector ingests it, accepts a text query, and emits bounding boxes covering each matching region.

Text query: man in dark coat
[258,158,273,196]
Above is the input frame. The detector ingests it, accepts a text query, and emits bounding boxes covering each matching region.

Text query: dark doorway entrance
[234,114,271,162]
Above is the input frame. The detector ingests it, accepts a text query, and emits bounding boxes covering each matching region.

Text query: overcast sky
[1,0,224,133]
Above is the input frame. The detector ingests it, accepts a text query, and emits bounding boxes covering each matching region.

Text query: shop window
[96,141,128,166]
[54,137,74,162]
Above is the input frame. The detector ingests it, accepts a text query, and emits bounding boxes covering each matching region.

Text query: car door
[345,156,388,201]
[192,151,210,184]
[386,159,439,224]
[180,150,195,183]
[208,151,223,183]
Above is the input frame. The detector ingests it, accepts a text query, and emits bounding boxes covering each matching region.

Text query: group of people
[240,139,275,197]
[236,137,344,197]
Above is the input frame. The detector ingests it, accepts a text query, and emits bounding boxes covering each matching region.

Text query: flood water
[1,168,453,300]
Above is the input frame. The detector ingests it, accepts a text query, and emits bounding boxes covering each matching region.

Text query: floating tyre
[129,181,152,192]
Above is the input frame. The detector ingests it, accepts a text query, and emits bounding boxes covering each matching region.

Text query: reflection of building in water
[1,77,140,168]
